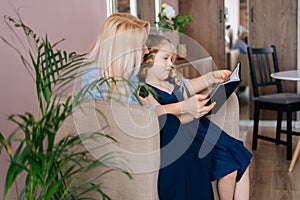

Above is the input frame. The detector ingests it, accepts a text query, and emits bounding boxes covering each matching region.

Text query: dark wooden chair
[247,45,300,160]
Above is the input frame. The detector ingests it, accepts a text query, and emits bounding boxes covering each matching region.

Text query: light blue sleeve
[82,64,97,88]
[82,64,107,100]
[144,104,158,110]
[82,64,140,104]
[182,78,189,87]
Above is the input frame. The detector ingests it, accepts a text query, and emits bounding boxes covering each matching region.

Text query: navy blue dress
[151,83,252,200]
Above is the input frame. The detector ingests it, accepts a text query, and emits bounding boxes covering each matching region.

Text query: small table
[271,70,300,81]
[271,70,300,172]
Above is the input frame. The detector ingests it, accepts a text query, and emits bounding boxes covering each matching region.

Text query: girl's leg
[217,167,250,200]
[217,170,237,200]
[234,166,250,200]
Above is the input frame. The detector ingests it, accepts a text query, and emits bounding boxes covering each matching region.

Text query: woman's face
[147,49,174,81]
[141,44,149,63]
[141,30,150,63]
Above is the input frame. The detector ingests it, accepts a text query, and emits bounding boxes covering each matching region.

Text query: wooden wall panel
[248,0,297,119]
[137,0,156,23]
[179,0,225,69]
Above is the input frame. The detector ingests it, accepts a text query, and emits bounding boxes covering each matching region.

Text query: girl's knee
[241,166,250,179]
[222,170,237,181]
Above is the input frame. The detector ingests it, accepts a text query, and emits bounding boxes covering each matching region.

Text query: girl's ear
[143,54,153,64]
[146,57,153,63]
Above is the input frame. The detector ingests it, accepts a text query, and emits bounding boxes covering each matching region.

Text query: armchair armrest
[57,99,160,200]
[206,93,240,139]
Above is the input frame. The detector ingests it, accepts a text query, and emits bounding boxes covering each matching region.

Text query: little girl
[138,34,252,200]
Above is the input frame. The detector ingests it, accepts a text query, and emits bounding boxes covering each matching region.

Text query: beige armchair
[57,92,239,199]
[57,56,240,199]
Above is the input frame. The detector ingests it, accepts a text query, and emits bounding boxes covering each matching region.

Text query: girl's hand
[207,70,232,85]
[181,94,216,118]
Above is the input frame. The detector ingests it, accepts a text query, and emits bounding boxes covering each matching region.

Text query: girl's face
[147,49,174,81]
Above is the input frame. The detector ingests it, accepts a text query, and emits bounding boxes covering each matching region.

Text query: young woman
[138,34,252,200]
[82,13,150,102]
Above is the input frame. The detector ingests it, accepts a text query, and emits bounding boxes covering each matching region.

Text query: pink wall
[0,0,107,197]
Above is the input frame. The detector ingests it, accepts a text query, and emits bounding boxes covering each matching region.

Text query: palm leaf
[1,13,133,199]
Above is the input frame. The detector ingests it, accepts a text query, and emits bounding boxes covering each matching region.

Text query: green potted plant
[0,15,130,200]
[155,3,192,33]
[154,3,192,58]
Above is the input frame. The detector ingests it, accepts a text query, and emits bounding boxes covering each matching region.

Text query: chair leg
[252,104,259,150]
[288,137,300,172]
[286,110,292,160]
[275,111,282,145]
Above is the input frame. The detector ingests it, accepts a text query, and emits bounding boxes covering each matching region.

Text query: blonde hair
[140,34,184,87]
[87,13,150,79]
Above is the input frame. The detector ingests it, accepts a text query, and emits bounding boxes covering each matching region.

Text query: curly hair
[139,34,185,89]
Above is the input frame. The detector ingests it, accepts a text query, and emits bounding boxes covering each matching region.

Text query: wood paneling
[137,0,156,23]
[240,0,248,30]
[179,0,225,69]
[178,0,297,120]
[248,0,297,120]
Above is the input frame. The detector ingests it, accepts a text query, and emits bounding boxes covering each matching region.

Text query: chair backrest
[247,45,283,97]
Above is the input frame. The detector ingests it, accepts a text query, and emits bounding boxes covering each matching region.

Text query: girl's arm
[186,70,232,96]
[138,92,215,122]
